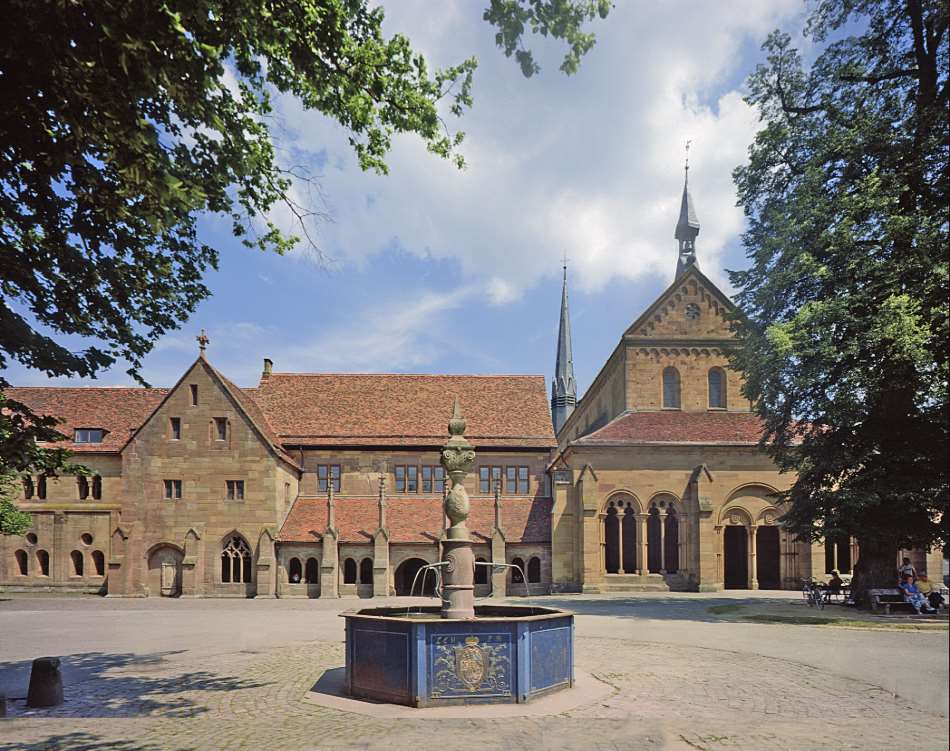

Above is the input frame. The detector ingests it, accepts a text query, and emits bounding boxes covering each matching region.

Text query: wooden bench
[869,588,918,615]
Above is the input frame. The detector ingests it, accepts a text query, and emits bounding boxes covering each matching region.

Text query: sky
[8,0,811,397]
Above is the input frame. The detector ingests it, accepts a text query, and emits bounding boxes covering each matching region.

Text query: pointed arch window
[359,558,373,584]
[15,549,28,576]
[305,557,319,583]
[662,367,681,409]
[708,368,726,409]
[221,534,252,583]
[288,557,302,583]
[343,558,357,584]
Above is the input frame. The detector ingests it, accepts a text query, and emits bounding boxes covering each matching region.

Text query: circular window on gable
[26,532,38,546]
[685,303,701,320]
[81,533,94,546]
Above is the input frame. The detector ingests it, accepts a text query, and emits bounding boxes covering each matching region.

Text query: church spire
[551,257,577,434]
[675,141,700,278]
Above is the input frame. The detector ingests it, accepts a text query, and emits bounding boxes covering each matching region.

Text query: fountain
[341,399,574,707]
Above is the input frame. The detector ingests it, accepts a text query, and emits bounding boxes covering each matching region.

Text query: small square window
[518,466,529,495]
[214,417,227,441]
[395,465,406,493]
[226,480,245,500]
[74,429,104,444]
[190,384,198,406]
[317,464,341,493]
[422,466,433,493]
[479,467,490,494]
[406,466,418,493]
[169,417,181,440]
[163,479,182,500]
[506,467,517,493]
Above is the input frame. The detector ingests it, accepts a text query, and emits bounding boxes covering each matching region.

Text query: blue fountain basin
[341,605,574,707]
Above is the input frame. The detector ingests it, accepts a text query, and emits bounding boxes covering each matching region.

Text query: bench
[869,588,918,615]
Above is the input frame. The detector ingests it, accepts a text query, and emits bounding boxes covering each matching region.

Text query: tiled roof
[250,373,556,448]
[5,387,168,452]
[278,496,551,544]
[573,410,765,445]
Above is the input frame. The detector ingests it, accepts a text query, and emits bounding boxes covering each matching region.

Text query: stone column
[440,398,476,619]
[616,514,624,575]
[637,514,648,576]
[749,526,758,590]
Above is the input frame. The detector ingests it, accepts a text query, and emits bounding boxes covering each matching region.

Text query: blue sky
[8,1,810,396]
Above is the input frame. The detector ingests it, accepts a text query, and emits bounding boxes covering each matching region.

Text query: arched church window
[70,549,84,576]
[343,558,357,584]
[305,557,319,583]
[662,367,681,409]
[92,550,105,576]
[647,507,662,572]
[359,557,373,584]
[474,557,488,585]
[664,508,680,572]
[37,549,50,576]
[23,476,34,499]
[221,534,252,583]
[511,557,525,583]
[15,549,28,576]
[527,556,541,583]
[288,557,302,583]
[708,368,726,409]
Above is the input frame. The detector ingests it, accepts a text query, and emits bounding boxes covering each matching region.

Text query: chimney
[262,358,273,379]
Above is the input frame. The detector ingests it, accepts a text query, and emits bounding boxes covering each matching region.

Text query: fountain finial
[448,396,466,436]
[440,398,476,619]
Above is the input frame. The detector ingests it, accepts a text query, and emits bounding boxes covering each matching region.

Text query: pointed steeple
[551,259,577,434]
[675,143,700,278]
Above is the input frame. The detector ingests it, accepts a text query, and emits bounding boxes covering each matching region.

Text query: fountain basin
[341,605,574,707]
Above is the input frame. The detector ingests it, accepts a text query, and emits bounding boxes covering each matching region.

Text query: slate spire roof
[675,162,700,278]
[551,262,577,434]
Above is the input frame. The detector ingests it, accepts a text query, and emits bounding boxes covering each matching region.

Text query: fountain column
[440,398,476,619]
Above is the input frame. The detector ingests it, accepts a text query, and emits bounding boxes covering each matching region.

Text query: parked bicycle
[802,578,826,609]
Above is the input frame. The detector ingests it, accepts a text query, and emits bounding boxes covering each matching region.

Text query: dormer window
[74,429,105,444]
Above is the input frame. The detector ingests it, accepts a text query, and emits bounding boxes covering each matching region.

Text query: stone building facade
[2,361,556,598]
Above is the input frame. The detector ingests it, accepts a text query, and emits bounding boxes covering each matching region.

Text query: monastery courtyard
[0,593,947,751]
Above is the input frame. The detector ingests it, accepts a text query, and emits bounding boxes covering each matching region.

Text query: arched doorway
[647,507,662,573]
[147,545,183,597]
[756,526,781,589]
[604,503,620,573]
[394,557,434,596]
[723,526,748,589]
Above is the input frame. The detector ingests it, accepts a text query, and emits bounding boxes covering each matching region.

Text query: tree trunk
[850,539,897,609]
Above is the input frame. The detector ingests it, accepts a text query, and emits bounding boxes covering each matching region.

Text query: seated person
[827,570,844,594]
[898,574,935,614]
[898,557,916,582]
[916,574,944,611]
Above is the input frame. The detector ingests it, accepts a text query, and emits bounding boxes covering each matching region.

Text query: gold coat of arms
[455,636,488,691]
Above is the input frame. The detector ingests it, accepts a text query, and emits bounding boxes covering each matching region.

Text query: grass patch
[707,604,745,615]
[742,614,948,630]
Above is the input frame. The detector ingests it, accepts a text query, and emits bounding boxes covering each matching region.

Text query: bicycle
[802,578,826,610]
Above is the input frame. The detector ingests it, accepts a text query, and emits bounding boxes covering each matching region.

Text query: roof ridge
[263,372,545,379]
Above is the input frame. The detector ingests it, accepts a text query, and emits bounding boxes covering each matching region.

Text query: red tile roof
[5,387,168,452]
[251,374,556,448]
[573,410,765,445]
[278,496,551,544]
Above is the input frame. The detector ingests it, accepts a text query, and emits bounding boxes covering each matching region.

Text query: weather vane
[197,329,209,352]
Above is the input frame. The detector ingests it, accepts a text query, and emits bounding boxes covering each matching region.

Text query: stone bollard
[26,657,64,708]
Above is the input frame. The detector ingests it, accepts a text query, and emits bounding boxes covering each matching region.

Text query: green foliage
[484,0,612,76]
[731,0,948,582]
[0,1,608,483]
[0,474,33,536]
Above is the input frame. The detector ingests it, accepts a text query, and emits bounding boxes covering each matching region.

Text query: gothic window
[288,557,302,583]
[305,557,319,583]
[708,368,726,409]
[474,557,488,585]
[226,480,245,500]
[359,557,373,584]
[527,556,541,583]
[92,550,105,576]
[511,557,525,583]
[163,479,182,500]
[169,416,181,439]
[70,550,84,576]
[318,464,341,493]
[343,558,357,584]
[92,475,102,500]
[15,549,28,576]
[604,502,620,574]
[622,504,637,574]
[37,475,47,500]
[220,535,252,584]
[664,508,680,572]
[77,476,89,500]
[37,549,50,576]
[662,367,681,409]
[23,476,34,500]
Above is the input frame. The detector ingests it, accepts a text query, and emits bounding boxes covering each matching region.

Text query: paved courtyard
[1,591,947,751]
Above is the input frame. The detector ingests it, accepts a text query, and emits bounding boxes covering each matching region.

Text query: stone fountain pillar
[440,398,477,619]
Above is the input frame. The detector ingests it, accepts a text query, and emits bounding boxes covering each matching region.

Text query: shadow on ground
[0,650,267,719]
[0,732,163,751]
[512,595,803,622]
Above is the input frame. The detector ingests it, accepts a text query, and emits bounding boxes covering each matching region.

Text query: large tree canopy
[731,0,948,600]
[0,0,611,515]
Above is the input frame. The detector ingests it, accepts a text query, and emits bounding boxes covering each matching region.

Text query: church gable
[624,267,737,342]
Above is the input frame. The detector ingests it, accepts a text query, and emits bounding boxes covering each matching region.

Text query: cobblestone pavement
[1,594,947,751]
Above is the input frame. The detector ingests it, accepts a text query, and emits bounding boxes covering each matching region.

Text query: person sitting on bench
[899,574,935,614]
[827,570,844,595]
[915,574,944,611]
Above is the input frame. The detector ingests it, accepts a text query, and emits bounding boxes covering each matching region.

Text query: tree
[0,1,611,491]
[731,0,948,604]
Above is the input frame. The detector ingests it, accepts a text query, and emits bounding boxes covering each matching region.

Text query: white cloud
[261,0,804,297]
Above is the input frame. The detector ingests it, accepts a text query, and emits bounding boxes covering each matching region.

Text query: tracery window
[708,368,726,409]
[662,367,681,409]
[221,535,252,583]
